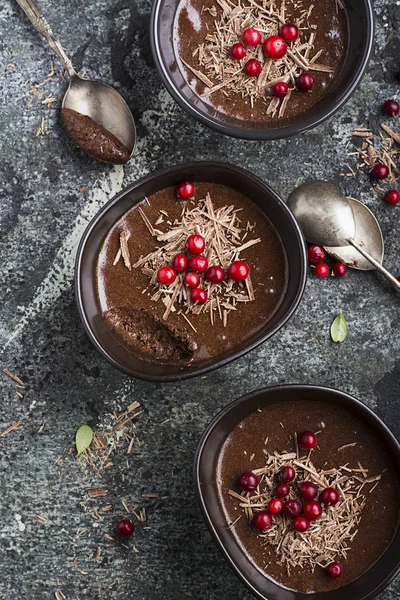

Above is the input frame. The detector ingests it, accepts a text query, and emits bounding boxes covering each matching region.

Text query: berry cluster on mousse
[307,244,347,279]
[232,24,314,97]
[228,428,382,579]
[132,181,260,325]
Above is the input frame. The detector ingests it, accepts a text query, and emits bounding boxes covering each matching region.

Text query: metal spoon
[15,0,136,163]
[288,180,400,291]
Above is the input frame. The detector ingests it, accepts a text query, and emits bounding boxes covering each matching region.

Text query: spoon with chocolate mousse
[15,0,136,164]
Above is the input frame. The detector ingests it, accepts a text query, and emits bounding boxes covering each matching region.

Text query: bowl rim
[74,161,307,382]
[194,384,400,600]
[150,0,374,141]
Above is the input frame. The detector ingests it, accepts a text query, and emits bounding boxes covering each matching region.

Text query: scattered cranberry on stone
[184,271,200,289]
[242,27,262,46]
[372,163,389,180]
[283,499,302,519]
[273,483,290,498]
[327,562,343,579]
[186,234,205,255]
[385,190,400,205]
[263,35,288,59]
[383,99,400,118]
[268,498,284,515]
[191,287,208,305]
[279,465,296,483]
[280,23,299,42]
[307,244,326,264]
[117,519,135,537]
[297,72,314,92]
[228,260,250,281]
[332,262,347,278]
[244,58,262,77]
[299,481,318,501]
[157,265,177,285]
[206,265,226,284]
[303,500,323,521]
[292,516,310,533]
[177,181,195,200]
[231,42,246,60]
[172,253,188,272]
[320,487,340,506]
[314,263,330,278]
[299,431,317,449]
[272,81,289,98]
[253,510,273,531]
[238,471,259,492]
[188,255,208,273]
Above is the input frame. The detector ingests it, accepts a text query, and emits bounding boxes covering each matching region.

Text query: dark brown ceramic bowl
[150,0,373,140]
[194,385,400,600]
[75,162,306,382]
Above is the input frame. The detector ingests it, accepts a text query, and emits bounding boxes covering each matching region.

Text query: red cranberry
[253,510,273,531]
[157,266,177,285]
[117,519,135,536]
[314,263,330,278]
[303,500,322,521]
[172,253,188,272]
[279,465,296,483]
[263,36,288,59]
[299,431,317,449]
[292,516,310,532]
[228,260,250,281]
[383,99,400,117]
[238,472,259,492]
[385,190,400,205]
[188,255,208,273]
[191,288,208,305]
[327,562,343,579]
[242,28,262,46]
[280,23,299,42]
[299,481,318,501]
[206,265,225,284]
[297,72,314,91]
[332,262,347,278]
[320,487,340,506]
[273,483,290,498]
[244,58,262,77]
[186,234,205,255]
[177,181,195,200]
[267,498,284,515]
[283,499,302,519]
[231,42,246,60]
[307,244,326,264]
[184,271,200,289]
[272,81,289,98]
[372,163,389,180]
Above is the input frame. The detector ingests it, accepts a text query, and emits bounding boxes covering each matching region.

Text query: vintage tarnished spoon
[15,0,136,163]
[288,181,400,291]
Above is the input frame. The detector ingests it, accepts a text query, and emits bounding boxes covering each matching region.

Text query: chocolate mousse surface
[217,400,400,593]
[175,0,349,122]
[61,108,131,164]
[96,183,287,365]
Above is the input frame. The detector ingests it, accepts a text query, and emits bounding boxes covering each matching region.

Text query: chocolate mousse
[96,182,287,365]
[61,108,131,164]
[175,0,348,121]
[217,400,400,593]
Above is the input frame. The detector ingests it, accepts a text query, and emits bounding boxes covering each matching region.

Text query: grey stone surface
[0,0,399,598]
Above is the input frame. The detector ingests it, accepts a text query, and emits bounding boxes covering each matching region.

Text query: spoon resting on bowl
[15,0,136,164]
[288,181,400,291]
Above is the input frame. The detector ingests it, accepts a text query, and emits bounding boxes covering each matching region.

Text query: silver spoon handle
[15,0,76,78]
[349,238,400,291]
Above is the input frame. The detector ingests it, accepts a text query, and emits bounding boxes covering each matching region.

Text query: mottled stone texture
[0,0,399,598]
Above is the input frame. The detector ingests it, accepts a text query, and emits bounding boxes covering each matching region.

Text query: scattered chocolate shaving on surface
[228,440,381,574]
[1,420,22,437]
[119,232,131,271]
[87,488,108,498]
[3,368,25,387]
